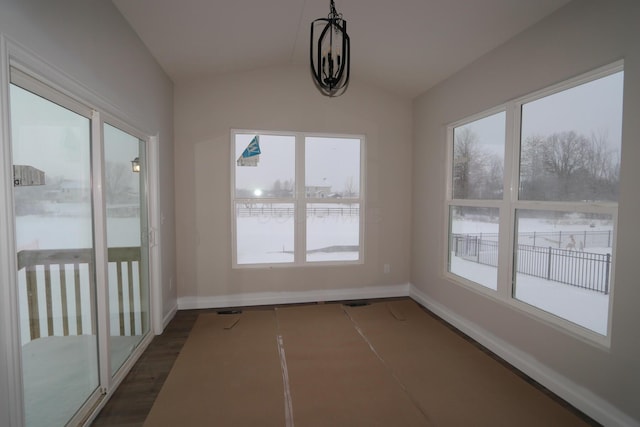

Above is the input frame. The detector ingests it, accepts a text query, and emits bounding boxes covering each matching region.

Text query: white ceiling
[113,0,570,99]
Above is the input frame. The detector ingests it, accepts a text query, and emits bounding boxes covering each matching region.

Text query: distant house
[13,165,45,187]
[306,184,332,198]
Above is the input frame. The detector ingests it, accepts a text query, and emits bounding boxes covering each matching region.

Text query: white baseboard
[409,285,639,427]
[177,283,411,310]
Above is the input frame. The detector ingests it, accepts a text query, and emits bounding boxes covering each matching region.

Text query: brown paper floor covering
[143,299,591,427]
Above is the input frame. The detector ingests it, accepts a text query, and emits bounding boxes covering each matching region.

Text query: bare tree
[272,179,283,197]
[453,128,502,199]
[520,134,557,200]
[520,130,620,201]
[283,179,294,194]
[541,131,588,180]
[485,155,504,199]
[343,176,356,197]
[105,162,133,203]
[586,131,620,181]
[453,128,480,198]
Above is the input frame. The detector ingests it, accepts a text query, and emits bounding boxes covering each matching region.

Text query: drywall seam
[409,285,640,427]
[177,284,411,310]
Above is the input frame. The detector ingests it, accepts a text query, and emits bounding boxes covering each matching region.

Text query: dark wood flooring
[91,309,202,426]
[91,299,600,426]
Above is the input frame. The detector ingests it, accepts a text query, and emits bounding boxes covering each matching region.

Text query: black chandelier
[310,0,350,97]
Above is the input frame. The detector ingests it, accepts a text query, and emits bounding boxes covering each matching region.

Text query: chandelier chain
[328,0,343,25]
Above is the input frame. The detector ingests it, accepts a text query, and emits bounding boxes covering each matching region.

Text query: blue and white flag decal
[242,136,261,157]
[237,136,261,166]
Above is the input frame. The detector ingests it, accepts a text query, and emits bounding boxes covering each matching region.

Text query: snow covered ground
[16,214,140,250]
[15,206,143,345]
[236,212,359,264]
[450,211,613,335]
[450,255,608,334]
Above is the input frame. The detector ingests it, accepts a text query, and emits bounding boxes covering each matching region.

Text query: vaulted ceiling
[113,0,570,99]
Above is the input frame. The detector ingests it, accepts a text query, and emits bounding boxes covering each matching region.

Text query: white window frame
[231,129,365,268]
[444,61,623,347]
[445,106,510,297]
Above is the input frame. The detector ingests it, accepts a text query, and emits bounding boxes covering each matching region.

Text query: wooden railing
[108,246,145,336]
[17,246,144,341]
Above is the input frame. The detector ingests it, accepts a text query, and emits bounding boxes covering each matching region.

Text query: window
[232,130,364,267]
[446,62,623,340]
[448,111,506,290]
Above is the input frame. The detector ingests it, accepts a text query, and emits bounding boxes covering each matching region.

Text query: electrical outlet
[383,264,390,274]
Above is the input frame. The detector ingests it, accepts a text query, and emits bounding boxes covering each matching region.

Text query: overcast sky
[234,133,361,195]
[11,84,142,185]
[456,70,624,157]
[522,71,624,150]
[11,84,91,182]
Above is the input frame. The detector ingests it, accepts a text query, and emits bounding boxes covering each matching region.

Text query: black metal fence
[453,236,499,267]
[516,244,610,294]
[453,230,613,250]
[452,233,611,294]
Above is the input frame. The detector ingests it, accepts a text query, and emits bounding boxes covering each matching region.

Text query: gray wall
[412,0,640,423]
[174,65,412,305]
[0,1,176,424]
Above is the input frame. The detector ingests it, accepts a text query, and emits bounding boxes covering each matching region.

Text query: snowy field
[450,256,608,334]
[15,206,143,345]
[236,213,359,264]
[450,214,613,335]
[16,215,140,250]
[451,215,613,235]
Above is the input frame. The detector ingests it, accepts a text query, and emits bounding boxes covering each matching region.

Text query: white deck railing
[17,247,145,342]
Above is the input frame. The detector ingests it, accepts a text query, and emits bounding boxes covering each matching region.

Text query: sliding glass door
[8,69,152,425]
[103,124,150,376]
[10,82,99,427]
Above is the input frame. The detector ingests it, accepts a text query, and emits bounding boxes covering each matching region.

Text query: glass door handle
[148,229,156,247]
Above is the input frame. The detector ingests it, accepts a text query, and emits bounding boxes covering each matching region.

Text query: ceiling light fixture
[310,0,350,97]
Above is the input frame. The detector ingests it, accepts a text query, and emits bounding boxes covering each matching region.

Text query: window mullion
[498,102,519,299]
[296,133,306,265]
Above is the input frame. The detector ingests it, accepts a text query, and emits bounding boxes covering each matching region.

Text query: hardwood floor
[91,309,202,426]
[91,300,600,426]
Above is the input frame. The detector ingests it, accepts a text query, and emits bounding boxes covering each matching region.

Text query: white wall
[412,0,640,424]
[174,65,412,306]
[0,1,175,424]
